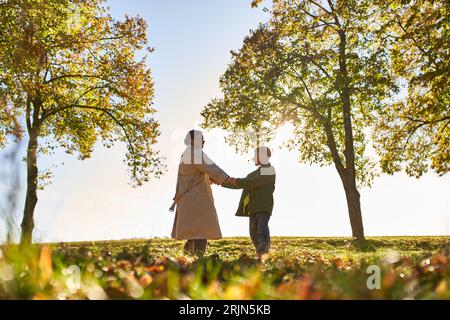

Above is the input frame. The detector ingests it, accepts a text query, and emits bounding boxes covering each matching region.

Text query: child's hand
[225,177,237,185]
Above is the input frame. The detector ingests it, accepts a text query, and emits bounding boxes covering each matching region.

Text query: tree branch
[395,15,437,67]
[310,60,333,79]
[41,104,136,157]
[309,0,332,14]
[401,121,428,156]
[300,8,336,29]
[25,98,32,131]
[43,74,109,85]
[326,0,342,28]
[271,88,345,173]
[401,115,450,126]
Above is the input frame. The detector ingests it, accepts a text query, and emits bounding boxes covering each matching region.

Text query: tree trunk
[340,171,365,241]
[20,129,39,246]
[336,29,366,242]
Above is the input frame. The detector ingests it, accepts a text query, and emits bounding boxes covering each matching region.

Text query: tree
[373,0,450,177]
[0,0,164,246]
[202,0,397,241]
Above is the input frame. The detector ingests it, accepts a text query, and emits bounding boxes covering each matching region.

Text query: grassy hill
[1,237,449,299]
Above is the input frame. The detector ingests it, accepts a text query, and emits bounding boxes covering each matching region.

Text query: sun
[273,123,295,146]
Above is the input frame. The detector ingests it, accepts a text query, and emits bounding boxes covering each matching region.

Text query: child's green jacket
[222,164,276,217]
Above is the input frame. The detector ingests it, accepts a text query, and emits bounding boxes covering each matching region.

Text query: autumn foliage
[0,0,163,245]
[0,237,448,300]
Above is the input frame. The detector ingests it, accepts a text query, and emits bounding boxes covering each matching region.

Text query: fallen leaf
[39,246,53,284]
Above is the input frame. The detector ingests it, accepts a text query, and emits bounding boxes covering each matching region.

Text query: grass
[0,237,449,300]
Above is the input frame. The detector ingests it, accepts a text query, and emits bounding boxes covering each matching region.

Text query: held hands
[210,177,237,186]
[224,177,237,185]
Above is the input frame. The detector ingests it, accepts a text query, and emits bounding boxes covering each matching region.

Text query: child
[222,146,276,258]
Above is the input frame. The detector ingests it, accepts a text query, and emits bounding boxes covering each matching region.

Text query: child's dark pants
[249,211,271,255]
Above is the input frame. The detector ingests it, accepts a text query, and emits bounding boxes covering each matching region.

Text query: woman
[171,130,232,256]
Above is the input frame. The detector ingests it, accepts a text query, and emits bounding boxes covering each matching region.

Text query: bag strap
[169,175,203,212]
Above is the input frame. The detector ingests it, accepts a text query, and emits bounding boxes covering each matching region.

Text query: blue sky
[1,0,449,242]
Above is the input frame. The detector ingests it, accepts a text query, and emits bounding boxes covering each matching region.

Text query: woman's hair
[184,130,203,146]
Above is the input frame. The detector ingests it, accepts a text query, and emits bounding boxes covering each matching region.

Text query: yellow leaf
[436,280,447,296]
[39,245,53,284]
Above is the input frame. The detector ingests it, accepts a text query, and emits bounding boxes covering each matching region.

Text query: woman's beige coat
[171,147,229,240]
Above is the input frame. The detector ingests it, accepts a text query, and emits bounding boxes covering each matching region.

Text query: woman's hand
[210,176,237,186]
[210,177,223,185]
[224,177,237,185]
